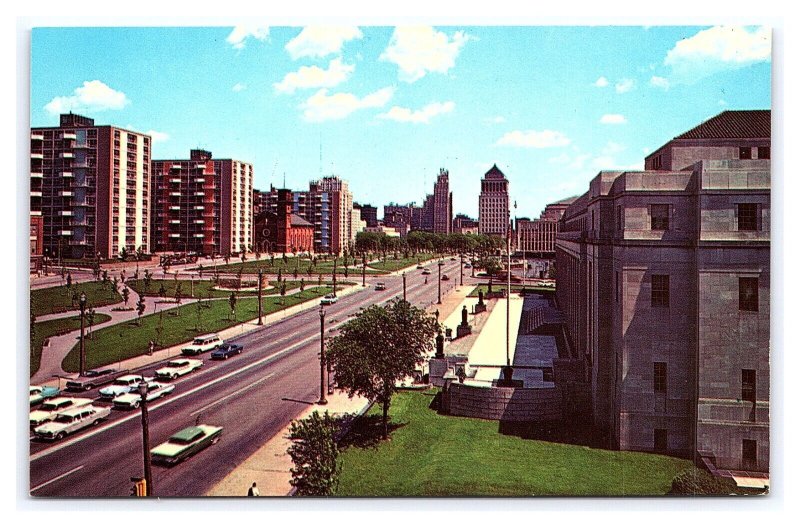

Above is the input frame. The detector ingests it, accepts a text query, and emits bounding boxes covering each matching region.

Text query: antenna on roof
[283,172,286,188]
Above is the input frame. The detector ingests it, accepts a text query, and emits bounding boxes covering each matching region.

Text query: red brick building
[254,189,314,254]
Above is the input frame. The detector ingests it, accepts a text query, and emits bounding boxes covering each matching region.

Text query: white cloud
[380,26,471,83]
[379,101,455,124]
[44,80,130,115]
[232,83,247,92]
[274,59,355,94]
[615,78,635,93]
[486,116,506,124]
[145,130,170,142]
[301,87,394,122]
[285,26,363,60]
[226,25,270,50]
[600,114,627,125]
[664,25,771,83]
[594,76,609,88]
[650,76,670,89]
[495,130,571,149]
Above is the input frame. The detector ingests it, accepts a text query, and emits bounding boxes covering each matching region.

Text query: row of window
[614,273,759,312]
[612,203,761,232]
[653,363,756,401]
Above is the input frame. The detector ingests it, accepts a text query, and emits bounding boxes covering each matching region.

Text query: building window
[654,362,667,393]
[739,277,759,312]
[616,205,623,231]
[736,203,759,231]
[757,146,770,159]
[651,204,670,231]
[739,147,752,159]
[654,429,668,452]
[742,439,757,467]
[742,369,756,402]
[651,274,669,308]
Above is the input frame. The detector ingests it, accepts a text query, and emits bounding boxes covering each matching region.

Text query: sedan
[155,359,203,380]
[441,274,450,281]
[30,385,61,406]
[151,424,223,466]
[320,294,338,305]
[30,397,93,428]
[374,282,386,291]
[421,268,431,275]
[112,381,175,409]
[34,405,112,441]
[98,374,152,399]
[210,343,244,360]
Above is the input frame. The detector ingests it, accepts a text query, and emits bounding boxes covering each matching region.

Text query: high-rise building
[517,197,576,256]
[355,203,378,228]
[316,176,353,255]
[433,168,453,234]
[152,149,253,256]
[479,164,509,236]
[554,110,770,477]
[452,213,479,234]
[31,113,152,260]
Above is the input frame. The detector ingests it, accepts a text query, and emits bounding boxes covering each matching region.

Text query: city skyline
[30,25,771,219]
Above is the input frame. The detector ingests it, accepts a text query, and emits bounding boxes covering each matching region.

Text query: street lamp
[257,268,263,325]
[318,305,327,405]
[402,271,407,302]
[499,210,514,387]
[78,292,87,377]
[460,254,464,287]
[362,257,366,287]
[437,261,444,304]
[137,381,153,497]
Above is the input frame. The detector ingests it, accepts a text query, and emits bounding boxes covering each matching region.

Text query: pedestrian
[247,482,260,497]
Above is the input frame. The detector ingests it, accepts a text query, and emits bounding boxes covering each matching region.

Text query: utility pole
[437,261,444,304]
[138,381,153,496]
[318,306,327,405]
[402,272,407,302]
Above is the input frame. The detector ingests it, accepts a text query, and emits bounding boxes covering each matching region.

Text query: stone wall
[445,383,563,422]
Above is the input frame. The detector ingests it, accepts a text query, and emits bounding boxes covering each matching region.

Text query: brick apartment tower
[30,113,151,260]
[152,149,253,256]
[433,168,453,234]
[316,176,353,255]
[555,110,770,476]
[479,164,510,237]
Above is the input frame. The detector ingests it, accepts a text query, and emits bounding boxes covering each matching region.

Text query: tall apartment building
[31,113,151,260]
[152,149,253,256]
[315,176,354,254]
[432,168,453,234]
[479,164,509,236]
[355,203,378,228]
[517,197,575,256]
[554,110,770,477]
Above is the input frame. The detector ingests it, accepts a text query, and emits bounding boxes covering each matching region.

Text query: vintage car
[98,374,152,399]
[155,359,203,380]
[33,405,112,441]
[210,343,244,360]
[29,385,61,406]
[112,381,175,409]
[320,294,338,305]
[66,368,127,392]
[181,334,223,356]
[30,397,93,428]
[150,425,223,465]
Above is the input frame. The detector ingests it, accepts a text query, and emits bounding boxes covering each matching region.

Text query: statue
[435,332,445,359]
[461,305,468,326]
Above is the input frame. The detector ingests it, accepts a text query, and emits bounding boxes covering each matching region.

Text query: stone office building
[554,110,770,478]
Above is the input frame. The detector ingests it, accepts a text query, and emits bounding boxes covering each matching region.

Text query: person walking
[247,482,260,497]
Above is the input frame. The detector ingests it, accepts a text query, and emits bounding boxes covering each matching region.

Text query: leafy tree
[158,283,167,298]
[112,276,119,297]
[66,272,72,289]
[101,269,109,289]
[318,273,323,286]
[277,268,282,283]
[119,246,129,261]
[87,307,96,339]
[327,299,438,438]
[143,269,152,293]
[300,278,305,292]
[122,286,130,307]
[136,296,146,326]
[175,283,183,315]
[229,291,237,321]
[280,281,287,304]
[287,411,341,496]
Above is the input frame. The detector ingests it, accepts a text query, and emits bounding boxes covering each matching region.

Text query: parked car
[422,268,431,275]
[30,397,93,428]
[320,294,338,305]
[29,385,61,406]
[112,381,175,409]
[150,424,223,466]
[98,374,152,399]
[416,264,424,270]
[66,368,126,392]
[450,257,457,261]
[155,359,203,380]
[464,263,472,268]
[181,333,223,356]
[375,282,386,291]
[33,405,112,441]
[210,343,244,360]
[441,274,450,281]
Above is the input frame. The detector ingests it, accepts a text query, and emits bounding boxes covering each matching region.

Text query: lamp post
[437,261,444,304]
[318,305,327,405]
[499,211,514,387]
[402,272,407,302]
[257,268,263,325]
[460,254,464,287]
[362,257,366,287]
[78,292,87,377]
[138,381,153,497]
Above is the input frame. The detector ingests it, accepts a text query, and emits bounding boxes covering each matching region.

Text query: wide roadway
[29,259,467,497]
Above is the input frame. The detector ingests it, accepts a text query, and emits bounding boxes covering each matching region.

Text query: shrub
[668,467,740,496]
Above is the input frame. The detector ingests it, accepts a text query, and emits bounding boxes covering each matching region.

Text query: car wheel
[133,401,140,409]
[172,373,178,380]
[84,384,93,391]
[211,436,220,445]
[56,432,65,440]
[92,419,101,426]
[238,349,242,355]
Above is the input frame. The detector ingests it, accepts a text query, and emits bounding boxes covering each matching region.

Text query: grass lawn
[30,313,112,377]
[467,283,555,297]
[31,281,122,317]
[127,278,342,299]
[335,390,692,497]
[367,253,438,272]
[61,286,334,372]
[205,256,393,276]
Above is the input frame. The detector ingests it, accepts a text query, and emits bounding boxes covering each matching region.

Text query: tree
[287,411,341,496]
[136,296,146,326]
[158,283,167,298]
[174,283,183,315]
[229,291,237,321]
[119,246,129,261]
[122,286,130,307]
[277,268,282,283]
[112,276,119,298]
[101,270,109,289]
[327,299,438,438]
[280,281,287,304]
[66,272,72,289]
[60,266,66,286]
[300,278,305,292]
[87,307,96,339]
[143,269,152,293]
[195,298,204,332]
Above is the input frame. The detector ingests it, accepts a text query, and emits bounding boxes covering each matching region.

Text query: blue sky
[30,25,771,219]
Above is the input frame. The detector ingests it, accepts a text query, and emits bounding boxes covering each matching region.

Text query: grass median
[467,283,555,297]
[366,253,438,272]
[335,390,692,496]
[198,256,384,276]
[30,313,112,377]
[31,281,122,317]
[61,286,334,372]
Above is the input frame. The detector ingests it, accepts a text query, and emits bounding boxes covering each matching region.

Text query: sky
[30,24,772,220]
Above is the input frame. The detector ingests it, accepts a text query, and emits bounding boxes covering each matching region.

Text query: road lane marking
[30,464,84,492]
[190,373,275,416]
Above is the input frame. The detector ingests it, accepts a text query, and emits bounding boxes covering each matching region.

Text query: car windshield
[192,339,205,345]
[53,415,73,424]
[112,380,129,386]
[40,402,62,411]
[166,361,184,367]
[85,370,103,377]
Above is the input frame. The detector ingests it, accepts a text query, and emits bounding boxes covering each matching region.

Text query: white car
[112,381,175,409]
[320,293,338,305]
[33,405,112,441]
[155,359,203,380]
[181,333,223,356]
[29,397,93,428]
[98,374,153,399]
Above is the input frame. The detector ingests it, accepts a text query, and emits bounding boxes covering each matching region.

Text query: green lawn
[61,286,333,372]
[205,256,395,276]
[467,284,555,297]
[335,390,692,497]
[31,281,122,317]
[30,313,112,377]
[127,278,343,299]
[367,253,437,272]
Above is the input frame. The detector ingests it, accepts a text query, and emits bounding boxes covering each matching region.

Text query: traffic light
[130,477,147,496]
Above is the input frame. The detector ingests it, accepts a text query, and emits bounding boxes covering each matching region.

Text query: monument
[474,289,487,314]
[456,304,472,338]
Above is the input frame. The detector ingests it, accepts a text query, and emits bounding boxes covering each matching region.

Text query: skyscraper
[479,164,509,236]
[432,168,453,234]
